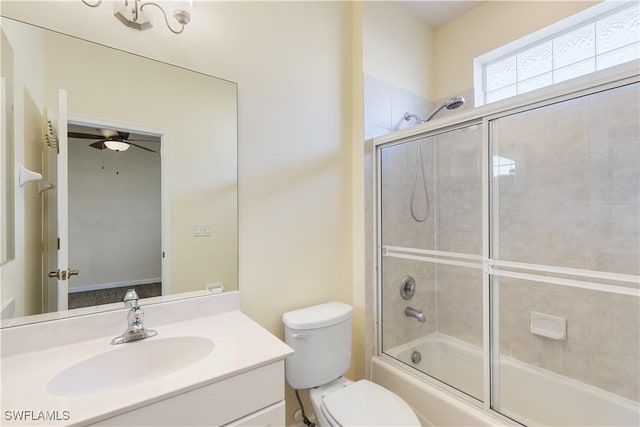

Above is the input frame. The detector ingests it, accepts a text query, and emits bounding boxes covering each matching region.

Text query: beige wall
[350,1,366,383]
[362,1,598,110]
[433,1,599,100]
[364,1,434,99]
[0,1,361,424]
[363,3,435,143]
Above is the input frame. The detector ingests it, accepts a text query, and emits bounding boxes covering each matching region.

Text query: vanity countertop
[0,292,293,426]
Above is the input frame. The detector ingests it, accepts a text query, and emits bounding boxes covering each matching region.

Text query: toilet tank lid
[282,302,353,330]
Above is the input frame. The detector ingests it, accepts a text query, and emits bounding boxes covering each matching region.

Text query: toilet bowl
[282,302,420,427]
[310,377,420,427]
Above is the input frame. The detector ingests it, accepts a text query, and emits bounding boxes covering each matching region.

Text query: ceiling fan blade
[126,138,161,143]
[89,140,106,150]
[69,131,102,140]
[117,131,131,140]
[127,142,157,153]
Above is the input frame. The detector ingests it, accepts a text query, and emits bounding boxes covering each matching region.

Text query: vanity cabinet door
[224,401,285,427]
[89,361,285,426]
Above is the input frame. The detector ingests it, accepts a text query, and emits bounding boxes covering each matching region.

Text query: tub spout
[405,306,425,322]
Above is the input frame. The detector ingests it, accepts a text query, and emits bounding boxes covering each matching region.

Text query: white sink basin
[47,336,214,396]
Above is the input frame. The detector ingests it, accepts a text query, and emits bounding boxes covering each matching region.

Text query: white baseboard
[68,278,162,294]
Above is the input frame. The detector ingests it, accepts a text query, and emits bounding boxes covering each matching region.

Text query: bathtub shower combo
[373,74,639,426]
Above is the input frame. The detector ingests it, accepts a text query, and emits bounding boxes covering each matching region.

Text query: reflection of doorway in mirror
[47,119,165,311]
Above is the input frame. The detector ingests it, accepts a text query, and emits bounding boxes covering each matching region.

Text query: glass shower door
[489,82,640,426]
[378,124,485,401]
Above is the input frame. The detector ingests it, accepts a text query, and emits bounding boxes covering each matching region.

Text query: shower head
[424,95,466,122]
[445,96,465,110]
[403,96,466,125]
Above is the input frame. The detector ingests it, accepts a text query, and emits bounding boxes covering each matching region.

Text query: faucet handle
[123,289,139,308]
[127,305,144,328]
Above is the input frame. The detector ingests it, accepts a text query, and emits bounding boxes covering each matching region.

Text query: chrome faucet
[405,306,425,322]
[111,289,157,345]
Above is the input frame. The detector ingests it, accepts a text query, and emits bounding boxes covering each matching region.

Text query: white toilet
[283,302,421,427]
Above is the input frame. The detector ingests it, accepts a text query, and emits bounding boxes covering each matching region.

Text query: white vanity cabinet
[90,361,286,426]
[225,401,285,427]
[1,293,293,427]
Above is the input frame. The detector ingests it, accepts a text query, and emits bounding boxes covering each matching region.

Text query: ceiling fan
[67,128,158,153]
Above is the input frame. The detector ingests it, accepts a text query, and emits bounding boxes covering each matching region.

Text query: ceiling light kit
[104,140,130,152]
[68,127,160,175]
[68,128,159,153]
[81,0,193,34]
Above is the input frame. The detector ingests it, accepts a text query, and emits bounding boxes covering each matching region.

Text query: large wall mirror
[0,17,238,326]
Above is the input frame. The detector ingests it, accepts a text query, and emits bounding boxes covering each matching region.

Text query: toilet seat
[320,380,420,426]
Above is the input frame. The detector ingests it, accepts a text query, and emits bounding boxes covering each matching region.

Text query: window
[475,2,640,106]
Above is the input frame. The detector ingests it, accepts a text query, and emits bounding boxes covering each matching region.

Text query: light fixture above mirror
[81,0,193,34]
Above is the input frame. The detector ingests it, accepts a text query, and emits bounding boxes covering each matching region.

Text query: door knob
[47,269,79,280]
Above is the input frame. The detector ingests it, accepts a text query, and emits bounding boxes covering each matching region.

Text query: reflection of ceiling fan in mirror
[68,128,158,153]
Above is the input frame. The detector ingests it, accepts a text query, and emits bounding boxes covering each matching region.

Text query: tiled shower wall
[492,82,640,402]
[364,74,431,139]
[433,127,483,347]
[363,74,475,140]
[379,125,484,351]
[364,74,473,377]
[363,77,477,375]
[379,141,437,350]
[375,82,640,402]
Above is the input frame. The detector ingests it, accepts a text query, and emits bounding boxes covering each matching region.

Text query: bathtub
[373,333,639,426]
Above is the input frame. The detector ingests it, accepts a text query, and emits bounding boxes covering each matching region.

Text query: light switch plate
[193,224,212,237]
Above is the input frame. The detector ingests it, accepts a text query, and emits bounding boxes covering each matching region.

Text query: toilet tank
[282,302,353,390]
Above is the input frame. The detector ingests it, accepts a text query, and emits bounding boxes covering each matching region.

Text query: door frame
[55,113,171,306]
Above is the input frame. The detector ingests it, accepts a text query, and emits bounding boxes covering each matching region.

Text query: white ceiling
[397,1,483,28]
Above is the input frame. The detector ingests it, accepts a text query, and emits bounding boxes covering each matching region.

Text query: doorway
[44,117,167,311]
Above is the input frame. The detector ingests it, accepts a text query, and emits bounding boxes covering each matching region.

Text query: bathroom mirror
[0,17,237,325]
[1,27,15,267]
